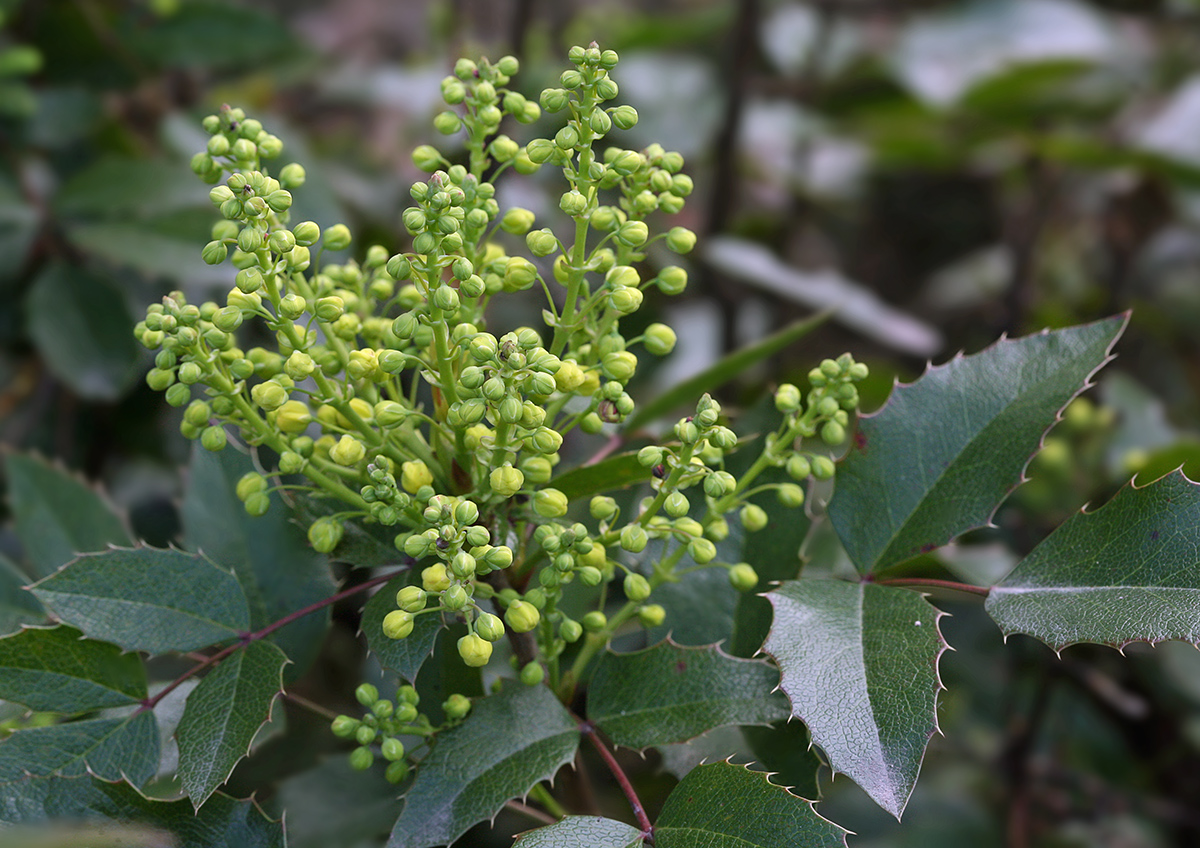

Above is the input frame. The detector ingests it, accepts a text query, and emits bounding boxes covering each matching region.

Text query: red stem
[580,720,653,837]
[138,569,399,713]
[874,577,990,597]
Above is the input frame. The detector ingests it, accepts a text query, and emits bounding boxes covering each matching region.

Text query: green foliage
[6,9,1200,845]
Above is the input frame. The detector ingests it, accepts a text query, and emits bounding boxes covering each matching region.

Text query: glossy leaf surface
[987,471,1200,649]
[515,816,645,848]
[829,315,1126,573]
[764,579,946,819]
[0,625,145,712]
[32,547,250,654]
[387,684,579,848]
[654,761,848,847]
[0,712,159,787]
[176,640,286,808]
[588,641,789,749]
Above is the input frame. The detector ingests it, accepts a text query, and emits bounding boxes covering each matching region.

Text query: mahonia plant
[137,42,865,787]
[0,39,1168,848]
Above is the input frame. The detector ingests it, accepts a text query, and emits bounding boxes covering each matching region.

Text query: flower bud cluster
[332,683,451,782]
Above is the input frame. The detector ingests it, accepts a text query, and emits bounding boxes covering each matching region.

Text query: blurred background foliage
[6,0,1200,845]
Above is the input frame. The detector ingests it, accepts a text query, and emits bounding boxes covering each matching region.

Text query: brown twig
[579,720,653,837]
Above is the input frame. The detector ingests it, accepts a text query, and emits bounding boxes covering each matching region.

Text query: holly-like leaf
[654,761,848,847]
[387,684,580,848]
[176,640,286,809]
[24,262,141,401]
[828,315,1127,574]
[0,711,159,787]
[31,547,250,654]
[182,447,333,679]
[0,553,45,635]
[362,571,442,682]
[763,579,947,819]
[986,471,1200,650]
[0,625,145,712]
[4,454,131,578]
[588,641,789,749]
[515,816,645,848]
[2,775,285,848]
[276,757,403,848]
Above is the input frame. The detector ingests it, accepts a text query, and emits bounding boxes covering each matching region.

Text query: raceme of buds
[137,49,871,776]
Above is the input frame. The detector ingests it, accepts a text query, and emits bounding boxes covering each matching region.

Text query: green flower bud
[620,524,648,553]
[674,419,700,444]
[527,427,563,455]
[382,609,414,639]
[583,611,607,633]
[590,496,618,521]
[726,563,758,592]
[777,483,806,507]
[330,435,366,466]
[432,285,459,312]
[601,351,638,382]
[274,400,312,434]
[250,382,288,411]
[740,503,768,532]
[688,538,717,563]
[201,240,228,265]
[433,110,461,134]
[476,613,505,642]
[504,257,538,290]
[444,693,473,721]
[177,361,204,385]
[323,223,352,251]
[505,600,540,633]
[200,425,227,451]
[533,488,568,518]
[811,456,835,480]
[331,715,359,738]
[412,144,442,172]
[526,228,558,257]
[663,491,689,519]
[624,572,651,602]
[520,662,545,686]
[580,412,604,434]
[279,451,304,474]
[349,747,374,771]
[559,190,588,217]
[821,421,846,446]
[307,517,343,553]
[616,220,649,247]
[786,454,812,480]
[560,618,583,642]
[610,104,638,130]
[607,286,643,314]
[443,584,469,611]
[637,322,676,356]
[457,633,492,668]
[658,265,687,295]
[381,737,406,762]
[775,384,802,412]
[394,586,426,614]
[595,77,619,100]
[488,463,524,498]
[666,226,697,253]
[639,604,666,628]
[266,190,292,212]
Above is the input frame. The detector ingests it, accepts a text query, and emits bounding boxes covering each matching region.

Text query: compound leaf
[0,625,145,712]
[176,640,286,809]
[987,471,1200,649]
[32,547,250,654]
[763,579,947,819]
[0,711,159,788]
[387,684,579,848]
[4,454,131,578]
[362,571,442,682]
[829,315,1126,573]
[588,641,789,749]
[182,447,334,679]
[654,760,848,847]
[2,775,284,848]
[515,816,645,848]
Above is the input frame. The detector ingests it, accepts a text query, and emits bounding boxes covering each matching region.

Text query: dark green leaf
[31,547,250,654]
[387,684,579,848]
[54,157,208,217]
[0,175,38,285]
[65,221,216,282]
[1,776,285,848]
[24,262,141,401]
[743,720,825,802]
[362,571,442,682]
[654,761,848,847]
[763,579,947,819]
[5,453,131,578]
[275,757,402,848]
[588,641,789,749]
[0,712,159,787]
[0,625,145,712]
[552,452,654,501]
[986,471,1200,649]
[829,315,1127,574]
[0,553,44,635]
[514,816,645,848]
[128,1,298,69]
[643,562,736,648]
[176,640,287,809]
[182,447,333,679]
[625,313,828,431]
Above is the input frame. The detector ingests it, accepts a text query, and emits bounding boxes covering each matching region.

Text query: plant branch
[874,577,990,597]
[138,569,400,714]
[579,720,653,836]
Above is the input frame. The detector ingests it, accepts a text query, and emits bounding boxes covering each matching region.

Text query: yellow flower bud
[330,435,366,466]
[401,460,434,493]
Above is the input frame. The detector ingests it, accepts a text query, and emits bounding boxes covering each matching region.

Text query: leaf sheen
[514,816,645,848]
